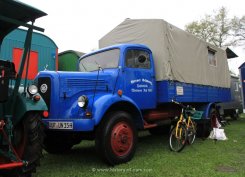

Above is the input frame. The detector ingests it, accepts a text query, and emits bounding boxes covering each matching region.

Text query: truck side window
[126,49,150,69]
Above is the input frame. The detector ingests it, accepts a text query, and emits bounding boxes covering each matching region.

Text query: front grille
[38,77,51,110]
[66,78,108,90]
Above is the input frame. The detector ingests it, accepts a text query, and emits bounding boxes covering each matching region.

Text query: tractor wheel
[95,111,137,165]
[0,112,44,177]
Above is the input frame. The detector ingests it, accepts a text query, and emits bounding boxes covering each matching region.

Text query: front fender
[92,94,143,126]
[13,93,48,125]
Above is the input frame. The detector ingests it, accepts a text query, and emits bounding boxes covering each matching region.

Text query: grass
[34,115,245,177]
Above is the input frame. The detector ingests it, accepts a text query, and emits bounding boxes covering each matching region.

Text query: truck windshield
[79,49,120,72]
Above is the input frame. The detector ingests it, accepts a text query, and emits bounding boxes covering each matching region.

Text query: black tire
[95,111,137,165]
[43,132,78,154]
[196,119,211,138]
[231,111,239,120]
[197,108,216,138]
[169,124,187,152]
[0,112,44,177]
[148,125,171,135]
[187,121,196,145]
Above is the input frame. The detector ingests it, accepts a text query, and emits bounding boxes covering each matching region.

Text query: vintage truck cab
[38,44,156,126]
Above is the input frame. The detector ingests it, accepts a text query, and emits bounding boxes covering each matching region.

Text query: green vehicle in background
[58,50,85,71]
[0,0,47,176]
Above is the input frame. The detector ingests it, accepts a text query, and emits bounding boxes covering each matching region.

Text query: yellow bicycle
[169,100,202,152]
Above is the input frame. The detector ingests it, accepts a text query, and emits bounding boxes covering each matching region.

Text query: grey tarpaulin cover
[99,19,230,88]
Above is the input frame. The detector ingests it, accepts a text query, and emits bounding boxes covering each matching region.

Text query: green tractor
[0,0,47,176]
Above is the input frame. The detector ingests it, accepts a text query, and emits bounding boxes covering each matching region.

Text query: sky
[20,0,244,74]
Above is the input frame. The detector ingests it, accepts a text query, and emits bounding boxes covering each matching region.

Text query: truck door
[123,48,156,109]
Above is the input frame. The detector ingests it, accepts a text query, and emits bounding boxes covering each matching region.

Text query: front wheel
[169,124,187,152]
[95,111,137,165]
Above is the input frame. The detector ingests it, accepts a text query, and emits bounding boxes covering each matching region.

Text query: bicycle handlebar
[171,100,195,111]
[171,99,185,107]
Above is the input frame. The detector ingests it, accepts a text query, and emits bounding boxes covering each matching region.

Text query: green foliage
[185,7,245,47]
[34,116,245,177]
[186,15,217,44]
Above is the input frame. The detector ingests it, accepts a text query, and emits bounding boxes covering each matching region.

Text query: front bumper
[42,118,95,132]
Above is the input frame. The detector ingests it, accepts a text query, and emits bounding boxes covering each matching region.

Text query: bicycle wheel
[187,121,197,145]
[169,124,187,152]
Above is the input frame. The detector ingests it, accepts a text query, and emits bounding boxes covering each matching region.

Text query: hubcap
[111,122,133,157]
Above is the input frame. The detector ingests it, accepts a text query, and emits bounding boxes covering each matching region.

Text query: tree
[185,7,244,47]
[185,15,217,44]
[213,7,231,47]
[231,15,245,46]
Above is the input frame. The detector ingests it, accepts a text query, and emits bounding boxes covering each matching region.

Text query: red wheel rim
[111,122,133,157]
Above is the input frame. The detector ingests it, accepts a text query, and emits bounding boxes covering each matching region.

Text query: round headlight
[78,95,88,108]
[40,84,48,93]
[28,85,38,95]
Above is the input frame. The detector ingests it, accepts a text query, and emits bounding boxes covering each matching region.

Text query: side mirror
[138,55,146,63]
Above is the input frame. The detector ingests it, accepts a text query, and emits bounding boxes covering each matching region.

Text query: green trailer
[58,50,84,71]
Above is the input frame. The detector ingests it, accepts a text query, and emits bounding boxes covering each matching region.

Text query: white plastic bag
[209,128,227,140]
[216,118,222,128]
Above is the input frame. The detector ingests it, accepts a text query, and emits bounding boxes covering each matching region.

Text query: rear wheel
[95,111,137,165]
[0,112,44,177]
[169,124,187,152]
[197,108,216,138]
[230,110,239,120]
[187,121,196,145]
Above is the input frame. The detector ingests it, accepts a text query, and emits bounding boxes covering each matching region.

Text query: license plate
[49,122,73,130]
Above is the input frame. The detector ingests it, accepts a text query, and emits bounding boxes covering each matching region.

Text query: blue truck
[239,62,245,113]
[35,19,232,165]
[218,74,243,119]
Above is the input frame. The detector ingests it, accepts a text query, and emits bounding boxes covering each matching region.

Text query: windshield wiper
[80,62,87,71]
[95,61,104,72]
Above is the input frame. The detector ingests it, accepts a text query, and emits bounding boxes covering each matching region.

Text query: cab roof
[80,43,150,60]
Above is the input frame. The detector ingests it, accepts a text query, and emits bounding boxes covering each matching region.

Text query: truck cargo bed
[157,80,230,103]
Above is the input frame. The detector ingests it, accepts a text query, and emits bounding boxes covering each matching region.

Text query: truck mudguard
[92,94,144,128]
[13,94,47,125]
